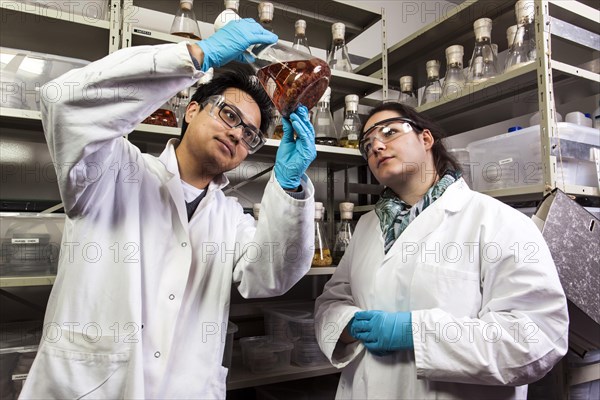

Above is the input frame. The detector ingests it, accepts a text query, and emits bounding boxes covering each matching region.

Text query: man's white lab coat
[315,179,568,400]
[20,42,314,399]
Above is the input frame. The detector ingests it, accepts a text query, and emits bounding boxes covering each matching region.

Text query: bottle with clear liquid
[312,202,333,267]
[332,202,354,265]
[313,87,338,146]
[398,76,418,108]
[292,19,312,55]
[327,22,352,72]
[258,2,274,32]
[441,45,466,99]
[213,10,331,118]
[466,18,499,83]
[505,0,536,73]
[421,60,442,105]
[170,0,201,40]
[253,203,261,221]
[339,95,361,148]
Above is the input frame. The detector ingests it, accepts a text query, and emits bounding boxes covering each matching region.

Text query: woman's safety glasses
[359,117,420,160]
[202,95,266,154]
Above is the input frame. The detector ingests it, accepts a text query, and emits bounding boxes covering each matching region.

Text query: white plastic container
[448,148,473,188]
[0,47,90,111]
[0,213,66,277]
[240,336,293,373]
[466,123,600,192]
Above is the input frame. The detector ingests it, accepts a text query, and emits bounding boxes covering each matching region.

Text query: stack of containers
[239,335,293,373]
[0,322,42,400]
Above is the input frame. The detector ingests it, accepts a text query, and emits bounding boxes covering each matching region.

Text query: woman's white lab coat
[20,43,314,399]
[315,178,568,400]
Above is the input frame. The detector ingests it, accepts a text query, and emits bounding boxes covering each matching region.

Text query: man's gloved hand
[274,105,317,190]
[349,310,414,355]
[197,19,277,71]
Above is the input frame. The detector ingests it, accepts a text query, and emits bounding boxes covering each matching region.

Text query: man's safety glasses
[359,117,420,160]
[202,95,266,154]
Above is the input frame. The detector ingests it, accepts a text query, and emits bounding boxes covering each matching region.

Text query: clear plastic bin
[0,213,66,277]
[467,123,600,192]
[221,321,238,369]
[0,47,90,111]
[448,148,473,188]
[0,322,42,400]
[17,1,110,20]
[240,336,293,373]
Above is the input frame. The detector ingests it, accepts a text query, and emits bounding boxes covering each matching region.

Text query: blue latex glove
[274,105,317,190]
[349,310,414,355]
[197,18,278,71]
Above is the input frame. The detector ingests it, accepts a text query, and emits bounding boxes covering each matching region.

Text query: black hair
[360,102,462,177]
[180,69,274,138]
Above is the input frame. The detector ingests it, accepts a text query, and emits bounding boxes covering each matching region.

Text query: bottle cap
[224,0,239,11]
[180,0,193,11]
[318,87,332,103]
[295,19,307,35]
[339,202,354,220]
[425,60,440,78]
[214,8,240,31]
[445,45,464,65]
[258,2,274,22]
[345,94,359,111]
[508,126,523,132]
[516,0,535,23]
[332,22,346,41]
[315,202,324,220]
[253,203,261,220]
[400,76,414,92]
[473,18,492,40]
[506,25,518,47]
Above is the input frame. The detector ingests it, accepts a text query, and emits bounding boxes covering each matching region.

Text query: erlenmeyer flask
[292,20,312,55]
[258,2,274,32]
[505,0,536,73]
[421,60,442,105]
[214,0,240,27]
[398,76,418,107]
[441,45,465,99]
[170,0,201,40]
[327,23,352,72]
[213,10,331,118]
[312,202,332,267]
[339,95,361,148]
[332,202,354,265]
[313,87,338,146]
[466,18,498,83]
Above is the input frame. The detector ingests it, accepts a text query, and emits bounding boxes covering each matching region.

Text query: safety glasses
[359,117,420,160]
[202,95,266,154]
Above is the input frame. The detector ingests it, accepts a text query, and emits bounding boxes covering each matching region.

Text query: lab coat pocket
[411,263,482,317]
[23,340,130,399]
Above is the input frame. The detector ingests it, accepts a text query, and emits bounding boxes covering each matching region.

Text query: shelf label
[133,28,152,36]
[499,158,513,165]
[11,238,39,244]
[12,373,28,381]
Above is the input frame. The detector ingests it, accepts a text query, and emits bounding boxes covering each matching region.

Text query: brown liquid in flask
[257,58,330,118]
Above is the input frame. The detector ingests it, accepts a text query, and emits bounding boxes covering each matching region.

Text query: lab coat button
[154,351,161,358]
[181,242,187,247]
[169,294,175,300]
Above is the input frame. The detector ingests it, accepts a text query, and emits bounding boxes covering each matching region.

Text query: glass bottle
[170,0,201,40]
[312,202,332,267]
[339,95,361,148]
[441,45,465,99]
[292,19,312,55]
[169,87,191,126]
[313,87,338,146]
[466,18,498,83]
[214,0,240,27]
[398,76,418,108]
[253,203,261,221]
[327,22,352,72]
[505,0,536,73]
[258,2,274,32]
[213,10,331,118]
[421,60,442,105]
[332,202,354,265]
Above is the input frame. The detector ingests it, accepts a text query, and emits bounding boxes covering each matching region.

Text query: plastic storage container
[221,321,238,369]
[240,336,293,373]
[448,148,473,188]
[0,322,42,400]
[0,213,66,277]
[568,349,600,400]
[0,47,90,111]
[18,1,110,20]
[466,122,600,192]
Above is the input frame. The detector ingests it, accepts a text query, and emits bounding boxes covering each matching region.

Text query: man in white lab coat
[21,19,316,399]
[315,102,569,399]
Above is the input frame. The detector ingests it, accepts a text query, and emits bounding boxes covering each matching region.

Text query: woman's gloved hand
[197,19,277,71]
[350,310,414,355]
[274,105,317,190]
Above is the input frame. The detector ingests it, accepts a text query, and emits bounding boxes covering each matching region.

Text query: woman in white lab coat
[314,102,569,399]
[21,20,317,399]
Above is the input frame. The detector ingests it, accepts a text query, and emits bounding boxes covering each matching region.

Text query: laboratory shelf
[306,267,337,276]
[227,356,338,390]
[0,276,56,288]
[0,345,38,355]
[480,184,600,202]
[128,0,381,47]
[0,1,111,30]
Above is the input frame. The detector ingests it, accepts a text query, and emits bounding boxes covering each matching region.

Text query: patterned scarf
[375,170,461,254]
